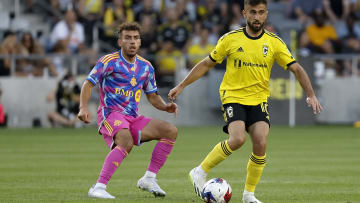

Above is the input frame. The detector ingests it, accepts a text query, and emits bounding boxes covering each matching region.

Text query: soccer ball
[202,178,232,203]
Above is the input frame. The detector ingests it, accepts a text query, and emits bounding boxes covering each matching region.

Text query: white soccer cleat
[137,176,166,197]
[189,167,207,198]
[88,184,115,199]
[242,190,263,203]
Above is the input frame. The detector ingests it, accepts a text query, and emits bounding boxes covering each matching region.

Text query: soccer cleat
[189,167,207,198]
[88,184,115,199]
[242,190,263,203]
[137,176,166,197]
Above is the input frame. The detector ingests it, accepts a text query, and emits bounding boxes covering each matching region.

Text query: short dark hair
[244,0,267,7]
[117,22,141,38]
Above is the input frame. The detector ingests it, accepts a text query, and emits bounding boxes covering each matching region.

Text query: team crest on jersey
[263,44,269,57]
[226,106,233,118]
[130,77,137,86]
[114,120,122,126]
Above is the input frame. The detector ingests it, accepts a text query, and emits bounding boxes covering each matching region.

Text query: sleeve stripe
[100,54,114,63]
[145,89,158,94]
[101,53,119,63]
[209,54,216,62]
[103,54,120,64]
[86,78,97,86]
[136,55,151,64]
[286,61,297,67]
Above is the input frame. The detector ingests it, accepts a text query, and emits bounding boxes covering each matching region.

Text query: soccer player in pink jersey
[77,22,178,199]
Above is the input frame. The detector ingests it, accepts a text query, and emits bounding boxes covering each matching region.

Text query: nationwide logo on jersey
[237,47,244,52]
[114,120,122,126]
[130,76,137,86]
[263,44,269,57]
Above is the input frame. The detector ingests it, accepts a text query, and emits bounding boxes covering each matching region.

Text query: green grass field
[0,126,359,203]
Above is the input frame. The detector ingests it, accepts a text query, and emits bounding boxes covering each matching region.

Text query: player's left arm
[146,92,178,116]
[288,63,323,114]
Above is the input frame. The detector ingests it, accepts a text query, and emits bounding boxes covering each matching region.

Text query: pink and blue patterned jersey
[86,50,158,118]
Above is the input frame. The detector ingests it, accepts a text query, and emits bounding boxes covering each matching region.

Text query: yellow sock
[200,140,232,173]
[244,153,266,192]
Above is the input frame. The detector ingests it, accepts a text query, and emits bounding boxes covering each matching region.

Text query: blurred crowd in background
[1,0,360,81]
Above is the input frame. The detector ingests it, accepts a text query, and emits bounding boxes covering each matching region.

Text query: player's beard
[125,47,137,58]
[247,20,264,33]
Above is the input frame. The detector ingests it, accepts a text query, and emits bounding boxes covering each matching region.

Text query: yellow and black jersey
[209,28,296,105]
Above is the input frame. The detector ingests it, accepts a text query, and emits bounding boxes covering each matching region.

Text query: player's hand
[168,85,184,102]
[165,102,178,117]
[77,108,91,123]
[306,96,323,114]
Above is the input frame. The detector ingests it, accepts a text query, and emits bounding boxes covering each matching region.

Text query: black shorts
[222,102,270,133]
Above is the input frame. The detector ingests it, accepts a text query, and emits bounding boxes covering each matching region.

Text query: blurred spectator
[191,21,217,45]
[76,0,104,46]
[187,27,215,67]
[197,0,223,34]
[229,3,245,30]
[50,9,86,54]
[155,40,182,86]
[134,0,161,25]
[323,0,351,21]
[341,34,360,76]
[0,32,27,76]
[350,0,360,18]
[24,0,35,13]
[103,0,134,45]
[218,1,231,36]
[45,0,64,28]
[157,7,191,51]
[0,82,7,127]
[175,0,191,23]
[20,32,58,77]
[334,12,360,40]
[47,73,81,127]
[139,15,158,56]
[265,22,280,36]
[300,12,338,54]
[289,0,323,25]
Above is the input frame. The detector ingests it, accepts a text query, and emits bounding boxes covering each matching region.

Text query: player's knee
[163,123,178,140]
[228,135,246,150]
[114,133,134,153]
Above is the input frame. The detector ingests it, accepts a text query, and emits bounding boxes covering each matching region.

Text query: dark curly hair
[244,0,267,7]
[117,22,141,38]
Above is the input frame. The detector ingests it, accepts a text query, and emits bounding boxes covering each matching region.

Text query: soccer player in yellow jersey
[168,0,323,202]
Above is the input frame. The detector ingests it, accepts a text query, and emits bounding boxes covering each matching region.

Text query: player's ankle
[95,182,107,189]
[144,170,156,178]
[197,165,207,176]
[243,190,254,195]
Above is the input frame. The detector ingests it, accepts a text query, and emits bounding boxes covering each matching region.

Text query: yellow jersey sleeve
[209,34,230,64]
[274,37,296,70]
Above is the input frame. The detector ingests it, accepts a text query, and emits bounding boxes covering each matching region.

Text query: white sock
[144,171,156,178]
[95,182,106,189]
[197,165,207,176]
[243,190,254,195]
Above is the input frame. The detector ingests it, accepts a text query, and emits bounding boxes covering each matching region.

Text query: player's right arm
[78,80,94,123]
[77,55,112,123]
